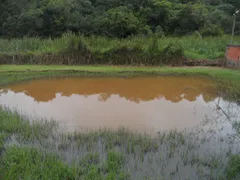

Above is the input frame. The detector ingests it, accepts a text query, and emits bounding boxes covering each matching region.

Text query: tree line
[0,0,240,38]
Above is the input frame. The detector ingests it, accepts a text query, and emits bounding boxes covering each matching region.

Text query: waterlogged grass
[1,146,129,180]
[0,133,7,150]
[1,146,78,180]
[227,155,240,179]
[0,34,240,60]
[0,108,239,179]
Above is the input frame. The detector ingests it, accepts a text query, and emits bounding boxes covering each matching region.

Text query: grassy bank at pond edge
[0,65,240,179]
[1,65,240,99]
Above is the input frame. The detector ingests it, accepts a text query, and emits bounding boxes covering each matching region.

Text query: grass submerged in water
[0,108,240,180]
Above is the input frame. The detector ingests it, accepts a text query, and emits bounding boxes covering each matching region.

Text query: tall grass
[0,36,70,55]
[84,35,240,60]
[0,34,240,60]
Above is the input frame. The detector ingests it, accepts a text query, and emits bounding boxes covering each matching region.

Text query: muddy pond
[0,76,239,133]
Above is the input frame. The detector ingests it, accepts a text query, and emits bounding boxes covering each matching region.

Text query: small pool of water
[0,76,239,133]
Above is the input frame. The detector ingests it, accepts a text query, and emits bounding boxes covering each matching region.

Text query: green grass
[0,146,78,180]
[0,34,240,60]
[83,35,238,60]
[0,145,130,180]
[1,65,240,78]
[0,133,8,150]
[226,155,240,179]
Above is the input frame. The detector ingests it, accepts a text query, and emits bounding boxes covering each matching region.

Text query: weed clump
[0,146,77,180]
[226,155,240,179]
[146,38,185,65]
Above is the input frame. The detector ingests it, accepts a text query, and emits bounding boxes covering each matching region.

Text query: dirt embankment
[184,59,223,67]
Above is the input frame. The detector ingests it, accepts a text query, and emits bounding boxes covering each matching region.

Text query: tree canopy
[0,0,239,38]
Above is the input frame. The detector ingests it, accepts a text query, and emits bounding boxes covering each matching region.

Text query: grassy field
[0,34,240,65]
[0,65,240,179]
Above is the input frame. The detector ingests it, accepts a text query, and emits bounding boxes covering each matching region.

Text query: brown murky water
[0,76,236,132]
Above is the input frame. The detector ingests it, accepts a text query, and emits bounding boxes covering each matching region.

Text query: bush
[160,42,184,65]
[162,42,184,59]
[200,24,224,37]
[66,35,87,53]
[155,25,164,37]
[147,37,160,56]
[99,45,143,65]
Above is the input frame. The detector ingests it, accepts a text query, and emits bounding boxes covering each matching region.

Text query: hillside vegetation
[0,0,240,38]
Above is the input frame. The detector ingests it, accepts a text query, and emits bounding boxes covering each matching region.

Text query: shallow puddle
[0,76,239,132]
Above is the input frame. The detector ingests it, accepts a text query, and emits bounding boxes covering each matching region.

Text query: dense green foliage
[0,0,240,38]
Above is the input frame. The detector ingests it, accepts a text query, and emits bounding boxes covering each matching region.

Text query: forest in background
[0,0,240,38]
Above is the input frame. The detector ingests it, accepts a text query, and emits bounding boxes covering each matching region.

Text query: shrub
[200,24,224,37]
